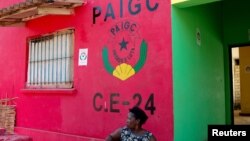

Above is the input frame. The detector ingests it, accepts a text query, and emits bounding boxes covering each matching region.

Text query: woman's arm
[105,128,122,141]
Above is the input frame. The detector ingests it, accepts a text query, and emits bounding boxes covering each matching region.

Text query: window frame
[25,28,75,90]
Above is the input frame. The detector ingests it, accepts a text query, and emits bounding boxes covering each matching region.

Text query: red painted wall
[0,0,172,140]
[0,0,24,8]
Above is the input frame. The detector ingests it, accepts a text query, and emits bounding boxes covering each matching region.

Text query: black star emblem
[119,37,128,51]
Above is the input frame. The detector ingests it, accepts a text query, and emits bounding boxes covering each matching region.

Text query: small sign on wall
[196,28,201,46]
[78,48,88,66]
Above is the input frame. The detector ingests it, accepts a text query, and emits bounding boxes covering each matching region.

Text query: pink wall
[0,0,172,140]
[0,0,24,8]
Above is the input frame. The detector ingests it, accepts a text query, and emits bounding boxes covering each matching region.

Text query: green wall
[172,3,226,141]
[223,1,250,45]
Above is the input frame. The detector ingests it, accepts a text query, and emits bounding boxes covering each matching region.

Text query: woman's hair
[129,106,148,125]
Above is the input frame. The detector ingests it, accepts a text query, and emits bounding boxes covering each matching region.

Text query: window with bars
[26,29,74,89]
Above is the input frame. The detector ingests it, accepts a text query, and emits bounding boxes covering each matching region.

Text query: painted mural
[92,0,160,115]
[93,0,159,81]
[102,20,148,81]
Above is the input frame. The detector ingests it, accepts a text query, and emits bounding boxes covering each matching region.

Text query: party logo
[102,20,147,81]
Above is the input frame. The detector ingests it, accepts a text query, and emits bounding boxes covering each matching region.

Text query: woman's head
[126,106,148,128]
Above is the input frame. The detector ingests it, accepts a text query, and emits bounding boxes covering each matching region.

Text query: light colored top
[121,127,152,141]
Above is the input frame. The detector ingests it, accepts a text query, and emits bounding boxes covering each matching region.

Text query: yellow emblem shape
[113,63,135,81]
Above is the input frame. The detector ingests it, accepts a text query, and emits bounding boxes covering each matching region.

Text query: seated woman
[105,106,157,141]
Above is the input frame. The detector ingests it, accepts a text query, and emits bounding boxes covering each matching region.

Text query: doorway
[231,46,250,125]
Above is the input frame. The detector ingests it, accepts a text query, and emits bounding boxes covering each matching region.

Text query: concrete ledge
[15,127,104,141]
[0,134,32,141]
[172,0,221,8]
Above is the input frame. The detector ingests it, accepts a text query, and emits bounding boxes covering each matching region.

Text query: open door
[231,46,250,125]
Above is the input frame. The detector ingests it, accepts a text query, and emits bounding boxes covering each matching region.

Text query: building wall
[0,0,173,141]
[231,48,240,109]
[172,3,225,141]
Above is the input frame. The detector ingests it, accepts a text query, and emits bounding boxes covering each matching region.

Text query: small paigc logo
[102,20,147,81]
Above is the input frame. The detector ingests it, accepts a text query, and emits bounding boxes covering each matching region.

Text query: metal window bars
[27,29,74,89]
